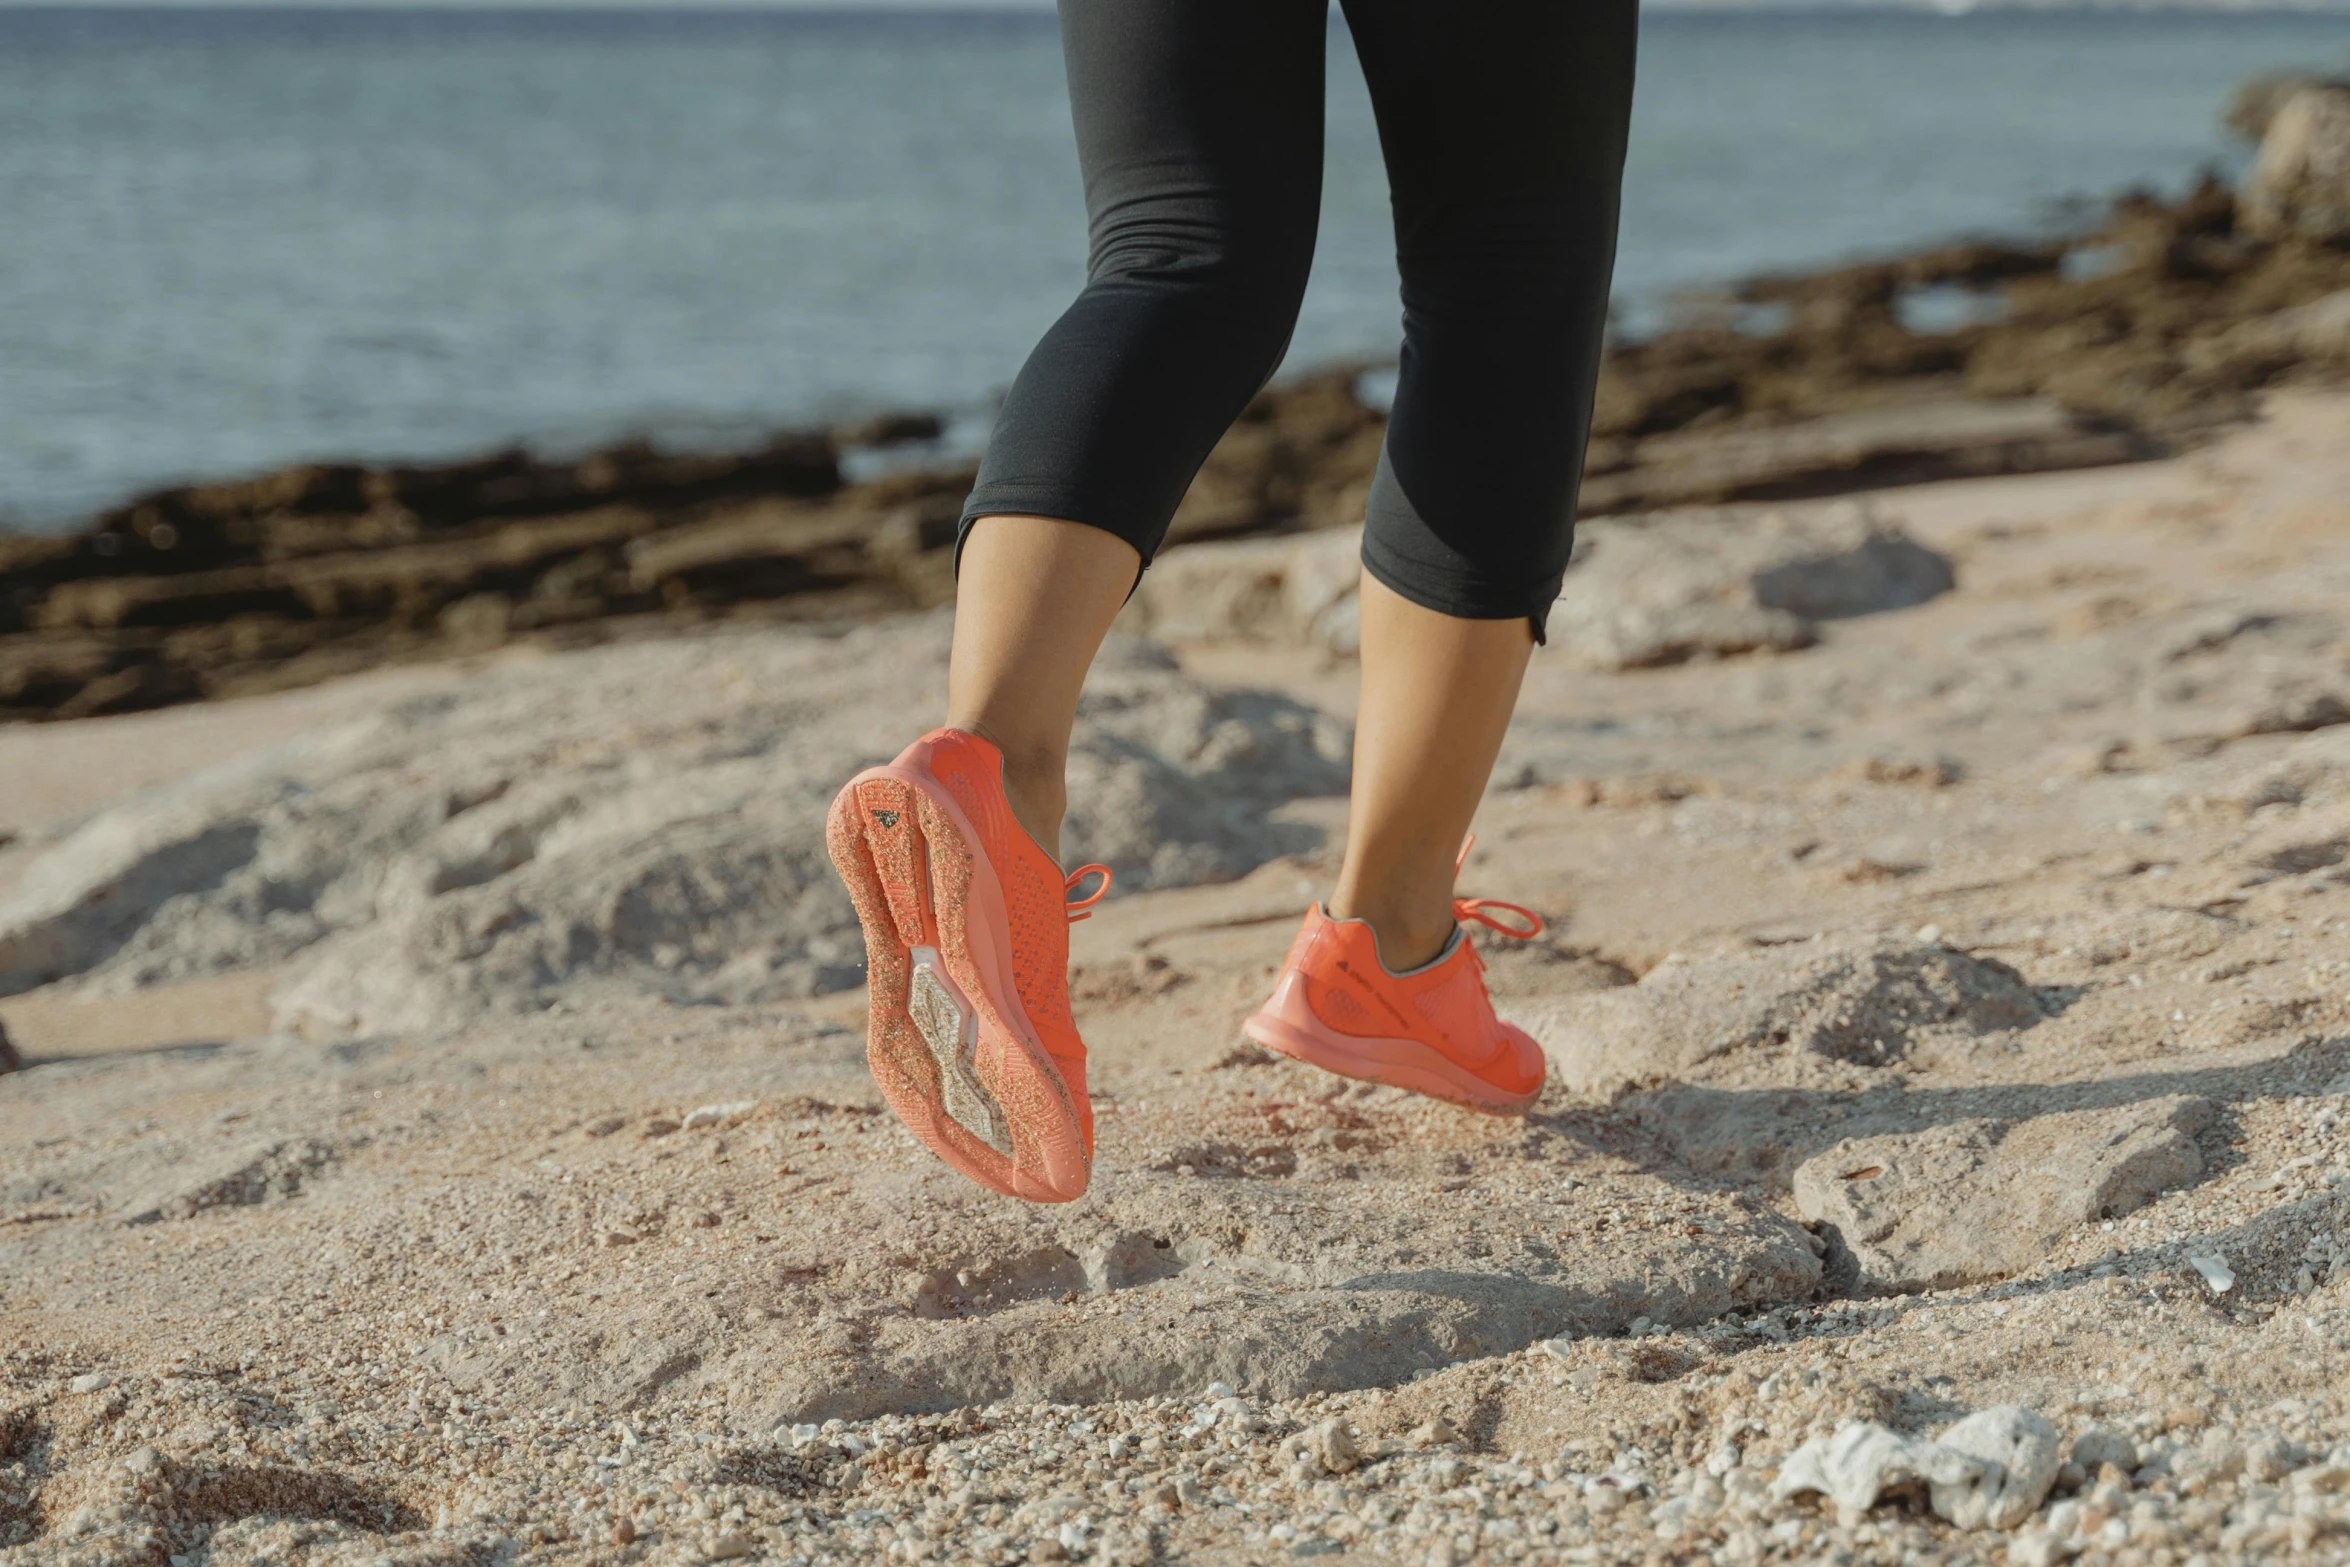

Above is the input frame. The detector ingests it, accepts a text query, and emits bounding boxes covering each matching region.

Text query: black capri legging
[959,0,1640,637]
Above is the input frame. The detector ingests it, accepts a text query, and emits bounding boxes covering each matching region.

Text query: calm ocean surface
[3,7,2346,530]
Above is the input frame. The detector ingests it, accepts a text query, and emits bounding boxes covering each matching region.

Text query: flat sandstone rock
[1519,936,2045,1100]
[0,617,1349,1036]
[1791,1096,2217,1291]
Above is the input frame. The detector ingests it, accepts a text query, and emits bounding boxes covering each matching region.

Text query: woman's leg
[1239,0,1635,1111]
[830,0,1332,1203]
[1327,577,1534,969]
[946,516,1139,859]
[948,0,1333,859]
[1331,0,1640,967]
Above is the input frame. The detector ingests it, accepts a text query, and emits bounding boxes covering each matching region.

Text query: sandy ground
[3,393,2350,1567]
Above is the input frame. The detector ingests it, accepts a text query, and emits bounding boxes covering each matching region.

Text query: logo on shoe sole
[872,809,901,828]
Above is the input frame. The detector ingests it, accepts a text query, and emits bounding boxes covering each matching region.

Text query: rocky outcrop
[0,620,1350,1034]
[1578,396,2145,515]
[1550,504,1954,671]
[2212,287,2350,367]
[1791,1097,2218,1292]
[1520,935,2045,1099]
[1122,529,1367,654]
[7,79,2350,724]
[116,1137,339,1227]
[2243,85,2350,244]
[2226,72,2350,141]
[1123,503,1955,669]
[1775,1408,2063,1531]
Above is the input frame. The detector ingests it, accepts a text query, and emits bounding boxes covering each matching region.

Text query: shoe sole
[1241,975,1541,1116]
[826,762,1090,1203]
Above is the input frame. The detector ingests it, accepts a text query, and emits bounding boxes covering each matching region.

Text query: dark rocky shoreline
[6,102,2349,722]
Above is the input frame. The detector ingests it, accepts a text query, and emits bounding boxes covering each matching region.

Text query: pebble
[2072,1424,2139,1473]
[2187,1253,2236,1292]
[67,1372,112,1395]
[1932,1407,2063,1531]
[1408,1418,1457,1449]
[1301,1416,1359,1475]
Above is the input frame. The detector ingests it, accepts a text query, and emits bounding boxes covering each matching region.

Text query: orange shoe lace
[1450,835,1543,949]
[1064,864,1113,923]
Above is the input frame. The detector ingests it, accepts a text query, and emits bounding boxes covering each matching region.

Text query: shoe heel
[851,777,932,950]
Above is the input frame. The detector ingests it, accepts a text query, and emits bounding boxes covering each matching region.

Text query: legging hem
[954,493,1155,589]
[1358,540,1558,647]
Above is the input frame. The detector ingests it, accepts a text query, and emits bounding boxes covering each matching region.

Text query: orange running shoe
[825,728,1110,1203]
[1241,845,1547,1115]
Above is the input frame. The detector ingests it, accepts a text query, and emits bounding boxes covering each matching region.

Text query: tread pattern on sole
[825,762,1089,1202]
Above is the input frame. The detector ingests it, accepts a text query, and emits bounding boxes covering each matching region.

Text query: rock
[680,1102,755,1131]
[1929,1407,2063,1531]
[2227,72,2350,141]
[2188,1253,2236,1294]
[1521,936,2043,1099]
[1773,1409,2058,1532]
[116,1138,337,1226]
[0,1016,17,1074]
[1789,1096,2216,1290]
[1843,753,1963,788]
[1121,529,1364,654]
[0,618,1349,1033]
[1771,1421,1985,1527]
[1162,370,1388,547]
[2071,1425,2139,1475]
[2244,1435,2305,1484]
[1125,503,1957,673]
[1579,398,2144,517]
[2217,289,2350,366]
[15,164,2350,728]
[67,1372,112,1395]
[2007,1529,2070,1567]
[1299,1417,1360,1476]
[2244,86,2350,244]
[1548,506,1952,671]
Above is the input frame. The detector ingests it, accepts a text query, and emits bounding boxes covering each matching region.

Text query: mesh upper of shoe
[1291,907,1542,1096]
[1313,976,1380,1035]
[1410,955,1508,1069]
[917,730,1091,1139]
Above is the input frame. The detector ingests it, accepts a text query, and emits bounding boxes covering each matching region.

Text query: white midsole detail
[906,945,1011,1156]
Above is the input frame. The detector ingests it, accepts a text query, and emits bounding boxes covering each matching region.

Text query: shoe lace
[1064,864,1113,923]
[1451,834,1544,943]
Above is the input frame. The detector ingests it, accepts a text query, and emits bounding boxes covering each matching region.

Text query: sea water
[2,7,2345,529]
